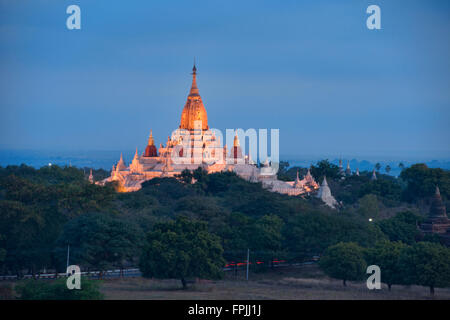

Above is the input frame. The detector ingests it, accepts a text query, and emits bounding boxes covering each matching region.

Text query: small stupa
[316,176,338,209]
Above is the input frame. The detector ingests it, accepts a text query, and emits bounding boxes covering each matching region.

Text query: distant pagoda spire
[88,168,94,183]
[116,153,126,171]
[429,186,447,219]
[371,168,377,180]
[293,169,302,188]
[304,167,313,183]
[345,160,351,176]
[130,147,142,173]
[355,168,360,176]
[338,158,344,176]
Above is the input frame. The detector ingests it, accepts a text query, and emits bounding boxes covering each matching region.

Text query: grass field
[99,264,450,300]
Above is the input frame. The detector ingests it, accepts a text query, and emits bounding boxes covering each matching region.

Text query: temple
[99,64,320,198]
[345,161,352,176]
[420,186,450,245]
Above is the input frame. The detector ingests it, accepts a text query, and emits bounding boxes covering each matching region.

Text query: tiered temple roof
[179,63,208,131]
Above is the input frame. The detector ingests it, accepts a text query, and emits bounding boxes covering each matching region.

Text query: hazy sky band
[0,0,449,159]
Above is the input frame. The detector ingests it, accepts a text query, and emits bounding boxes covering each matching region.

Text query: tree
[0,168,116,276]
[276,161,290,181]
[399,162,405,170]
[311,160,340,180]
[179,169,193,184]
[55,213,144,274]
[358,194,380,220]
[284,212,386,262]
[376,211,422,245]
[15,278,103,300]
[399,242,450,296]
[375,163,381,172]
[219,212,252,265]
[0,199,56,277]
[358,179,402,202]
[140,177,196,205]
[139,216,225,289]
[192,167,209,184]
[319,242,367,286]
[248,215,284,269]
[365,241,408,290]
[385,165,391,174]
[400,164,450,202]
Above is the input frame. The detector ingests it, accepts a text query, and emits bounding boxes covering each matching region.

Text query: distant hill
[1,149,450,177]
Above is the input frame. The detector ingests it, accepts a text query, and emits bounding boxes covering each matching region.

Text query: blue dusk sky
[0,0,449,161]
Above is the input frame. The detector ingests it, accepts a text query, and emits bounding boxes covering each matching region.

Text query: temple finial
[192,57,197,74]
[189,60,199,96]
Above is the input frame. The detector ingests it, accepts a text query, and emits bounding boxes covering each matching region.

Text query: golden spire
[189,61,199,97]
[148,130,155,146]
[233,131,240,147]
[179,62,208,130]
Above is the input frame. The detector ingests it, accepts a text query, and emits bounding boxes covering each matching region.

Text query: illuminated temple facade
[100,65,319,196]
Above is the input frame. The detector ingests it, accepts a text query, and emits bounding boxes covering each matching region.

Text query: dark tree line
[320,241,450,295]
[0,162,449,294]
